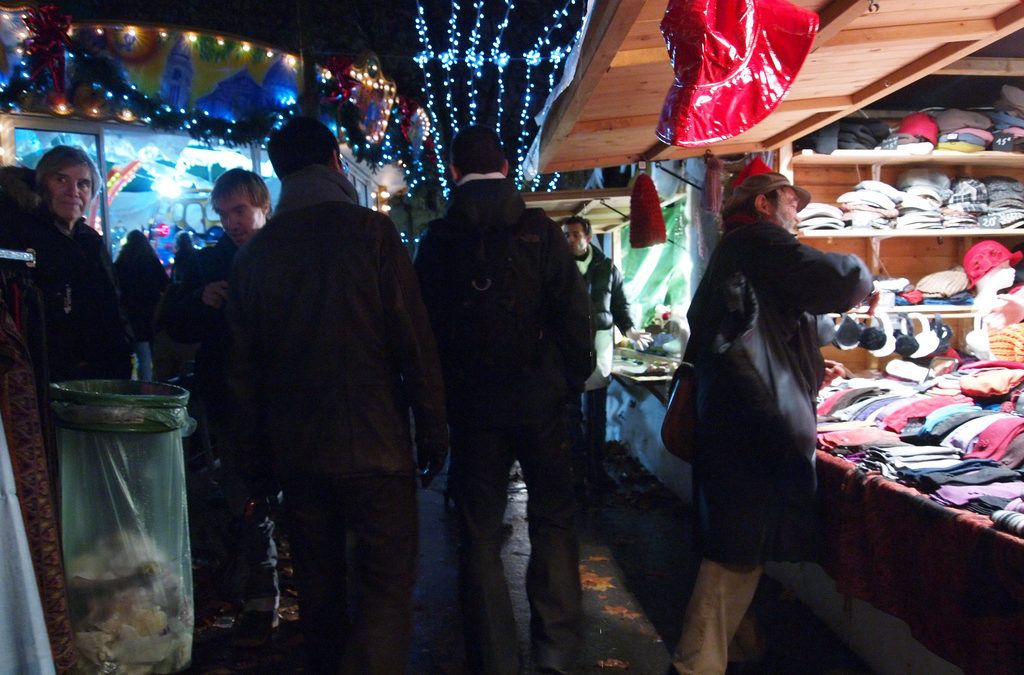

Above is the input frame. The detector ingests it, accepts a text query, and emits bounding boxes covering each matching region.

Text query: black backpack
[442,210,547,375]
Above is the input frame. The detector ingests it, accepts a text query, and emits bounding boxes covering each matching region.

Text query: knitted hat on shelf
[915,267,969,297]
[988,324,1024,363]
[629,173,666,248]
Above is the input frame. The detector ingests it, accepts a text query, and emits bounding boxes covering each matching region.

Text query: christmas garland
[0,6,438,193]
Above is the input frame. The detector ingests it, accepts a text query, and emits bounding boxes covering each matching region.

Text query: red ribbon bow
[24,5,72,95]
[322,55,360,103]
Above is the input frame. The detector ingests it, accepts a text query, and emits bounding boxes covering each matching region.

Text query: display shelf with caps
[800,228,1024,239]
[791,149,1024,171]
[784,144,1024,371]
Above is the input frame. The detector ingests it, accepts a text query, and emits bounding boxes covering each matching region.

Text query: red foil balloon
[656,0,818,147]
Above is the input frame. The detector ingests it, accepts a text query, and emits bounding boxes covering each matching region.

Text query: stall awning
[521,185,687,233]
[536,0,1024,173]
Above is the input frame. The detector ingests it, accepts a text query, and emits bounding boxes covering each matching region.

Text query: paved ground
[188,445,872,673]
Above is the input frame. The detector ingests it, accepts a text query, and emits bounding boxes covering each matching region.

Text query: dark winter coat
[685,220,871,565]
[0,169,132,381]
[161,235,237,423]
[227,169,448,479]
[115,251,169,342]
[414,177,593,427]
[582,244,633,334]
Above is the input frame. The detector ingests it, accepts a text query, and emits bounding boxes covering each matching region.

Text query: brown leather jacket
[228,195,447,478]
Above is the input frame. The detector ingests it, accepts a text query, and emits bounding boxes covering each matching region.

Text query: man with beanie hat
[671,170,872,674]
[227,116,448,672]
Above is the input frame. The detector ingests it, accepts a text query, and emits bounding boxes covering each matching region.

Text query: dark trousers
[280,472,418,674]
[567,386,609,486]
[450,413,582,674]
[207,411,279,611]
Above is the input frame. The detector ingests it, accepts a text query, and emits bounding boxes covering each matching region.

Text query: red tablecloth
[817,450,1024,674]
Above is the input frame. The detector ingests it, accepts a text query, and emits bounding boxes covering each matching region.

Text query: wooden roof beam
[937,56,1024,77]
[537,0,649,174]
[569,95,850,137]
[825,19,997,49]
[763,2,1024,150]
[813,0,870,51]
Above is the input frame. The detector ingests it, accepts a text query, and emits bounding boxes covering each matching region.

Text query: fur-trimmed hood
[0,165,41,213]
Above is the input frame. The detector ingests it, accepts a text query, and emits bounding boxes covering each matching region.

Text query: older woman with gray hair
[0,145,132,380]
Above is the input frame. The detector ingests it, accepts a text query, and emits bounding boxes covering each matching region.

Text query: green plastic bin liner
[52,381,195,674]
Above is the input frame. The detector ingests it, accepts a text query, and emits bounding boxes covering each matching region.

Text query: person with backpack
[414,126,593,675]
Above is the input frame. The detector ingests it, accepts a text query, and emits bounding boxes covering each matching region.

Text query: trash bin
[51,380,195,674]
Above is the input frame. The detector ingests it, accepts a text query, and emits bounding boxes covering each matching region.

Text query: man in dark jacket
[415,126,592,675]
[562,215,651,494]
[228,117,448,673]
[162,168,280,645]
[670,172,872,674]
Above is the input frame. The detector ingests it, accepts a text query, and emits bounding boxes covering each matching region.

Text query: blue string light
[414,1,450,195]
[442,0,464,140]
[465,0,485,124]
[490,0,512,137]
[513,0,581,188]
[416,0,583,193]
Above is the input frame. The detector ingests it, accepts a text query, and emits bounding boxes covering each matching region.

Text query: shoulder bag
[661,361,696,462]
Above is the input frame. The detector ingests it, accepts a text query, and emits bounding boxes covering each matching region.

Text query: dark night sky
[59,0,586,157]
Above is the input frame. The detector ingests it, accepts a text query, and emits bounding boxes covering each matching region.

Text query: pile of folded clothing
[810,171,1024,231]
[797,202,846,231]
[991,84,1024,152]
[901,266,972,305]
[835,180,899,228]
[944,177,989,226]
[978,176,1024,229]
[935,109,994,152]
[794,117,891,154]
[817,363,1024,495]
[992,497,1024,536]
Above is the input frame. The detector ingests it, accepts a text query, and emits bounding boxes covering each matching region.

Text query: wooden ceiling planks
[536,0,1024,172]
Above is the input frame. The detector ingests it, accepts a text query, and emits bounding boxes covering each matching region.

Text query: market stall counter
[813,450,1024,674]
[606,348,690,499]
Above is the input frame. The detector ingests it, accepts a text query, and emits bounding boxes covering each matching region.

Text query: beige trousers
[671,558,764,674]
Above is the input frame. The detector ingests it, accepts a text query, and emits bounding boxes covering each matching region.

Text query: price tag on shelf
[992,133,1015,152]
[878,136,900,151]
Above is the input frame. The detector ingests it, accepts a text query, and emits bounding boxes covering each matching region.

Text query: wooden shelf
[799,228,1024,239]
[844,304,979,319]
[790,150,1024,168]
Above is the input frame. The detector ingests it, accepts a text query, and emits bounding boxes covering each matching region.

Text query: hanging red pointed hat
[656,0,819,147]
[630,173,667,248]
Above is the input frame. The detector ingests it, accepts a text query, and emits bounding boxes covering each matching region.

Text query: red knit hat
[629,173,666,248]
[897,112,939,145]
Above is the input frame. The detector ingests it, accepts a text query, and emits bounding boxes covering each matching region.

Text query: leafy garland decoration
[0,19,437,193]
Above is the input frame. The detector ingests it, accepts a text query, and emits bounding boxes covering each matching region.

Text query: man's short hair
[267,117,340,178]
[562,216,592,237]
[449,125,506,175]
[35,145,100,198]
[211,168,271,212]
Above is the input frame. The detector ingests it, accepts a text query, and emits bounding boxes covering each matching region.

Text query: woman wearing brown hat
[670,172,873,674]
